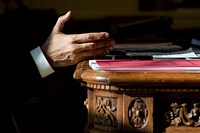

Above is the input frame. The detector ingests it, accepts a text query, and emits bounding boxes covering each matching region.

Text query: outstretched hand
[41,10,115,67]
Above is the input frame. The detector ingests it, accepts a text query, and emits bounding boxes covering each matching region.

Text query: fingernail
[104,33,109,38]
[109,40,115,44]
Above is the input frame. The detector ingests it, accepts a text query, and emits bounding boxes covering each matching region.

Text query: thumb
[53,10,72,33]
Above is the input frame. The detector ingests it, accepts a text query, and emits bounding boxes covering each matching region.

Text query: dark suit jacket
[0,10,87,133]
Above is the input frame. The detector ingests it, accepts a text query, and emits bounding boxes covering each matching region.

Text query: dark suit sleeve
[2,49,44,105]
[0,18,49,106]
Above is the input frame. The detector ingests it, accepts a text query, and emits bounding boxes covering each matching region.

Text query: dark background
[1,0,200,133]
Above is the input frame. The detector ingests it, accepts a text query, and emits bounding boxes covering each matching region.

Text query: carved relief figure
[165,102,200,127]
[128,98,148,128]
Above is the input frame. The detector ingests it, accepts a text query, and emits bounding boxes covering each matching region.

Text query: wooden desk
[73,61,200,133]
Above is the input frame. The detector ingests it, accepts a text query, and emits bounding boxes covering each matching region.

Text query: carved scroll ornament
[94,97,118,127]
[165,102,200,127]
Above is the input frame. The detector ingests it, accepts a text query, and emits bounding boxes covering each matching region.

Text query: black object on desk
[106,50,153,60]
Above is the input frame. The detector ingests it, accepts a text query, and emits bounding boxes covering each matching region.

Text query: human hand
[41,10,115,67]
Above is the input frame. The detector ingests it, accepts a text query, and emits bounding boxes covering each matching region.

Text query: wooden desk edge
[73,61,200,85]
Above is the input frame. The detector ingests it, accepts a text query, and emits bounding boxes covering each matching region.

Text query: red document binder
[89,59,200,72]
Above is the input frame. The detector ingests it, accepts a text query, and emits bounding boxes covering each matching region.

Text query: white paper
[152,48,199,59]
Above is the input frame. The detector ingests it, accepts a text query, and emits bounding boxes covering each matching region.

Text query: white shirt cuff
[30,46,55,78]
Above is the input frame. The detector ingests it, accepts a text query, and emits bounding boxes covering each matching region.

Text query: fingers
[75,48,109,63]
[73,39,115,53]
[71,32,110,43]
[51,47,108,67]
[53,10,72,33]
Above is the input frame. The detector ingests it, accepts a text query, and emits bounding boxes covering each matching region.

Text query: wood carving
[74,61,200,133]
[165,102,200,127]
[94,96,118,127]
[128,98,148,128]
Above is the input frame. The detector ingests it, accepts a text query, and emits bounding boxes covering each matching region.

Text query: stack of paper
[107,46,199,60]
[90,41,200,72]
[152,48,199,59]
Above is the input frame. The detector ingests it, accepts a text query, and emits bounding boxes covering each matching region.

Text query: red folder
[89,59,200,72]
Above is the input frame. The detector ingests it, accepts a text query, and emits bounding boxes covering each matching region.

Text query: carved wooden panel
[128,98,148,128]
[165,102,200,127]
[88,90,123,132]
[94,96,118,131]
[124,95,153,133]
[165,101,200,133]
